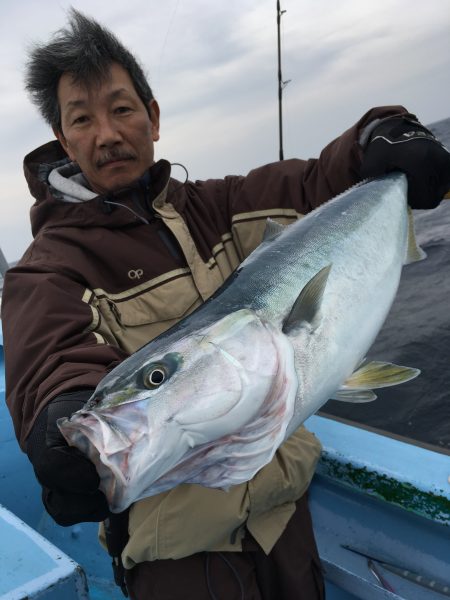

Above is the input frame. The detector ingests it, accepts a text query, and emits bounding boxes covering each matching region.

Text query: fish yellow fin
[263,218,286,242]
[330,389,377,403]
[406,207,427,264]
[282,265,331,333]
[342,360,420,390]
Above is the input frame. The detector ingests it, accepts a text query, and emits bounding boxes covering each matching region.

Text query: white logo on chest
[128,269,144,280]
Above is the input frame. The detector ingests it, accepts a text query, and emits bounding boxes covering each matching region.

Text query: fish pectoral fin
[343,360,420,389]
[263,218,286,241]
[406,207,427,264]
[282,264,332,334]
[330,389,377,403]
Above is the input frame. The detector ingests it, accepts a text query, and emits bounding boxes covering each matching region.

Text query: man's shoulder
[5,240,57,278]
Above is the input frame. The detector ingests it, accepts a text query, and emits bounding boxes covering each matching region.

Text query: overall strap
[104,509,131,597]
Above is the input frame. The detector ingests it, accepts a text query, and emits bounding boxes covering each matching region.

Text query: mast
[276,1,289,161]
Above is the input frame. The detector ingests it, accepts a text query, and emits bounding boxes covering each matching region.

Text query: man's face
[55,63,160,195]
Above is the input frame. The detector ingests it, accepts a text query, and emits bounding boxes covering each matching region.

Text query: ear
[53,126,75,161]
[148,99,160,142]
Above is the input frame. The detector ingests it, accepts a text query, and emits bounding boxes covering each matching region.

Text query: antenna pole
[277,0,285,161]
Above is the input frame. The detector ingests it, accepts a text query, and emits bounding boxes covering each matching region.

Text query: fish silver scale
[59,173,413,512]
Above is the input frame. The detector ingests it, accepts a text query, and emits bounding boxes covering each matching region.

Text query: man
[2,9,449,600]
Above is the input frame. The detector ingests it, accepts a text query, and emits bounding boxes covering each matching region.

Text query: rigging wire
[156,0,181,88]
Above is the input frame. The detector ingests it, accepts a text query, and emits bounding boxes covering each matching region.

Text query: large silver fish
[59,173,424,512]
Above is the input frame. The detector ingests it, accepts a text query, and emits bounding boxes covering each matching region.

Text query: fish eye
[143,366,167,389]
[140,352,183,390]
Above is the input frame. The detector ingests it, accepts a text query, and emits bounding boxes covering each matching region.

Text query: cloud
[0,0,449,261]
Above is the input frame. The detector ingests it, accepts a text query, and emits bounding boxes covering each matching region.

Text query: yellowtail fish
[59,173,423,512]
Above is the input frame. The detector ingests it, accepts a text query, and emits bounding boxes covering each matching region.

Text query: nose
[95,116,122,147]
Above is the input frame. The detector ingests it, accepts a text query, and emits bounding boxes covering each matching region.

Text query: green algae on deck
[317,454,450,525]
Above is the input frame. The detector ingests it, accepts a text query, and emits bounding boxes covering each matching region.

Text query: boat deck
[1,333,449,599]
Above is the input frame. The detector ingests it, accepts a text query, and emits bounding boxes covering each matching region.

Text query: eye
[144,366,167,389]
[141,352,182,390]
[72,115,89,126]
[115,106,132,115]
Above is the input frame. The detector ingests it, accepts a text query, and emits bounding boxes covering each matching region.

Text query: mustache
[96,149,136,168]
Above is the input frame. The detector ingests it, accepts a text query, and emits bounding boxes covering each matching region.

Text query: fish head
[94,308,280,422]
[58,308,297,509]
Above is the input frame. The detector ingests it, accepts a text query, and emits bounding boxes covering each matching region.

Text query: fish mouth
[58,403,148,497]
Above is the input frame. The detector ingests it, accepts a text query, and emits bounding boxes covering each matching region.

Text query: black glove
[360,116,450,209]
[26,390,110,526]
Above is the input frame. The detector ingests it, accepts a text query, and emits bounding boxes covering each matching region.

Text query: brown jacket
[2,105,410,562]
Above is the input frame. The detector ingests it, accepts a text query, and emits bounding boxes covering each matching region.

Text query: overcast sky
[0,0,449,261]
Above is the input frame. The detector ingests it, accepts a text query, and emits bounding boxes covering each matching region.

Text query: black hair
[25,8,154,130]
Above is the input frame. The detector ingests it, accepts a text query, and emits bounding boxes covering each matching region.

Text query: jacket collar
[24,140,173,236]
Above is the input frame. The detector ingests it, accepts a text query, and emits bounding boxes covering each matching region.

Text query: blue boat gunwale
[0,502,88,598]
[305,414,450,526]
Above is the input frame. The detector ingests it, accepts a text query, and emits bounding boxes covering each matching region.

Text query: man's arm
[200,106,449,262]
[2,269,126,447]
[2,268,127,524]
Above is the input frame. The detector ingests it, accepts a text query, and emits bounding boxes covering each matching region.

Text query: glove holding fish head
[26,389,109,525]
[360,115,450,209]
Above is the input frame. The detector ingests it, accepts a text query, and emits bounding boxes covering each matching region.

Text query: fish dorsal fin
[263,218,285,242]
[342,360,420,390]
[330,389,377,403]
[282,265,331,334]
[406,207,427,264]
